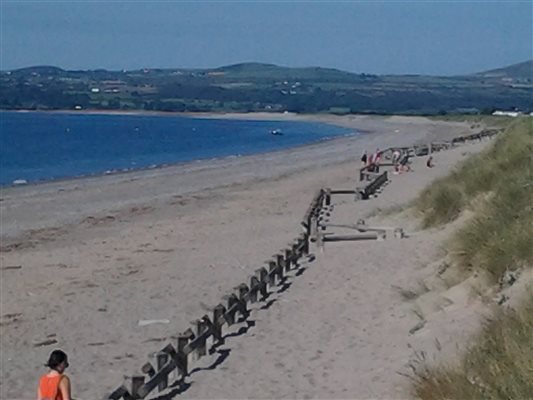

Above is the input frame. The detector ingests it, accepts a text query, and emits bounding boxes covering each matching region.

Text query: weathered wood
[108,385,133,400]
[141,362,155,377]
[249,276,260,303]
[184,322,212,355]
[177,329,194,376]
[292,240,301,261]
[300,233,309,254]
[360,171,388,200]
[310,216,318,239]
[330,189,357,194]
[156,352,169,391]
[275,255,284,280]
[255,267,269,298]
[268,261,277,287]
[194,318,209,357]
[212,304,226,343]
[237,284,249,316]
[130,376,145,399]
[325,188,331,206]
[226,294,239,325]
[285,248,294,271]
[137,358,177,398]
[323,233,379,242]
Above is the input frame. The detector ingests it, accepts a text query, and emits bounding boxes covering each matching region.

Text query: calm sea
[0,111,354,186]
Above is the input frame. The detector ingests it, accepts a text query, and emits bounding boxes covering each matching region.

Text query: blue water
[0,112,354,185]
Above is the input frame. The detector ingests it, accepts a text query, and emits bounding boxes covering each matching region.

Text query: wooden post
[292,240,301,261]
[141,362,155,378]
[226,294,239,325]
[237,284,249,317]
[284,248,292,272]
[130,376,145,399]
[310,216,318,240]
[276,253,285,273]
[275,255,284,281]
[394,228,404,239]
[177,329,193,377]
[156,352,169,392]
[255,267,268,298]
[325,188,331,206]
[268,261,277,287]
[301,233,309,255]
[212,304,226,344]
[194,318,209,358]
[249,276,260,303]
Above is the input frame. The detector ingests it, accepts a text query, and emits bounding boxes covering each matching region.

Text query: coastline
[5,108,380,133]
[1,110,358,188]
[1,115,481,240]
[0,129,359,190]
[0,114,490,399]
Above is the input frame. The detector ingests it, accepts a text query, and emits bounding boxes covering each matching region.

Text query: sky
[1,1,531,76]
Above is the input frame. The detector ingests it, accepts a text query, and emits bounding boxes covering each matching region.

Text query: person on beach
[373,148,381,173]
[38,350,72,400]
[426,156,434,168]
[361,151,367,167]
[392,149,401,165]
[400,153,411,172]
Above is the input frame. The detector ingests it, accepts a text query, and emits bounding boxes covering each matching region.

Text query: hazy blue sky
[1,1,531,75]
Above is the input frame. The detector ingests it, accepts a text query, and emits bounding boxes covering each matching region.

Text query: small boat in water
[270,129,283,136]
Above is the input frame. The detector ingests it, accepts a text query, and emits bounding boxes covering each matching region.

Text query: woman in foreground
[37,350,72,400]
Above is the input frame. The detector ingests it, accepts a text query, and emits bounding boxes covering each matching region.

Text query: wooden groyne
[108,199,325,399]
[106,127,500,399]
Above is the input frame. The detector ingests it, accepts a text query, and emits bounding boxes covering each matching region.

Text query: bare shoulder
[60,375,71,386]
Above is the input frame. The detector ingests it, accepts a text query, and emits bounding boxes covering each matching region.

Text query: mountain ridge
[1,60,531,114]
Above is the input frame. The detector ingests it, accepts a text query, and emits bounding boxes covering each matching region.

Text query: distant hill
[1,61,532,114]
[211,62,373,82]
[12,65,66,75]
[477,60,533,80]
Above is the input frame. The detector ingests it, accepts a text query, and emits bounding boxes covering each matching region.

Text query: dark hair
[46,350,68,370]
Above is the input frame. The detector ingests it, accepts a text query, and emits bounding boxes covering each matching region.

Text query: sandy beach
[0,114,492,399]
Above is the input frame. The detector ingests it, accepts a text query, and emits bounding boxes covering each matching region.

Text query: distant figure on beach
[400,154,411,172]
[361,151,367,167]
[38,350,72,400]
[392,149,401,165]
[426,156,434,168]
[373,148,381,173]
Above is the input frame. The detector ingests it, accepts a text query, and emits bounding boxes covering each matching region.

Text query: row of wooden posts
[107,127,500,399]
[107,189,332,399]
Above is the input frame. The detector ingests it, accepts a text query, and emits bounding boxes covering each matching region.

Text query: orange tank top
[39,374,64,400]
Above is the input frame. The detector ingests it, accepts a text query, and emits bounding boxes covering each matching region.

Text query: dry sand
[1,114,492,399]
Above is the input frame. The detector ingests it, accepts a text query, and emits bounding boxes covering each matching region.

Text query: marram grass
[412,292,533,400]
[417,117,533,282]
[412,117,533,399]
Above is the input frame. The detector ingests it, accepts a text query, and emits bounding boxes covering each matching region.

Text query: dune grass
[412,117,533,399]
[412,292,533,400]
[416,117,533,283]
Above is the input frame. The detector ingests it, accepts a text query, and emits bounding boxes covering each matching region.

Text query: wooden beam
[323,233,378,242]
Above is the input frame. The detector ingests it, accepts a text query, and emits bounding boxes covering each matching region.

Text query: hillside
[478,60,533,80]
[1,60,531,115]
